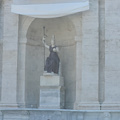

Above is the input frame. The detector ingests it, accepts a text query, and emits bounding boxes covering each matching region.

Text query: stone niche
[24,17,76,109]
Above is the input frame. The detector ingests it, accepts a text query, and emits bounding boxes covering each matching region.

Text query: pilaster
[101,0,120,110]
[75,0,100,110]
[0,0,19,108]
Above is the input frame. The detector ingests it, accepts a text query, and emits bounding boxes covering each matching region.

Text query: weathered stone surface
[1,0,120,112]
[0,110,120,120]
[101,0,120,110]
[0,0,18,108]
[39,75,65,109]
[40,75,64,86]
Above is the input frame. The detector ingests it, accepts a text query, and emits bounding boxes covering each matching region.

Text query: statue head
[51,35,55,45]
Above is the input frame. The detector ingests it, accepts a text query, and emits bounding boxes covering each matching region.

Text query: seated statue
[42,35,60,74]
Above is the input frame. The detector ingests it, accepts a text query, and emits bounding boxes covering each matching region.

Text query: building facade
[0,0,120,119]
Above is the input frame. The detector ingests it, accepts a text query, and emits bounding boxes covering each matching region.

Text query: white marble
[40,75,64,86]
[39,75,65,109]
[75,0,100,110]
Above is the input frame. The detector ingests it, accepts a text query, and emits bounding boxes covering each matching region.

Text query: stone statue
[42,35,60,74]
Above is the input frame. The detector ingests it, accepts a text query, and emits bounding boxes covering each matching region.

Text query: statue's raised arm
[43,35,60,74]
[42,36,49,49]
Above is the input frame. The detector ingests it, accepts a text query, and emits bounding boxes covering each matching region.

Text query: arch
[19,15,82,44]
[19,16,35,43]
[18,15,82,108]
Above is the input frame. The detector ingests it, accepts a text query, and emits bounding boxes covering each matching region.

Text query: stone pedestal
[39,75,65,109]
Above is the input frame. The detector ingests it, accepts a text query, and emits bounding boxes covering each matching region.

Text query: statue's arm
[42,37,49,49]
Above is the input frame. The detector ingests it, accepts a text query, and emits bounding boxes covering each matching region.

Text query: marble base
[39,75,65,109]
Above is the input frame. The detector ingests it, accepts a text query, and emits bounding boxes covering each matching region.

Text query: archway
[17,14,82,109]
[25,17,76,108]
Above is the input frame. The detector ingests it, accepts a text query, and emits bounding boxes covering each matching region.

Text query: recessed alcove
[25,17,76,109]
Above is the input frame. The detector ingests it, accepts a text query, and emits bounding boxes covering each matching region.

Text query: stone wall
[25,45,43,108]
[76,0,100,109]
[0,0,18,107]
[0,109,120,120]
[101,0,120,110]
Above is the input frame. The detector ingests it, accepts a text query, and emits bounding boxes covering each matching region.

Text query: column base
[0,103,18,108]
[101,103,120,110]
[74,102,100,110]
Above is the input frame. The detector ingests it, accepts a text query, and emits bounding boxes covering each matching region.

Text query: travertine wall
[0,0,19,107]
[25,45,42,108]
[0,0,120,111]
[76,0,100,109]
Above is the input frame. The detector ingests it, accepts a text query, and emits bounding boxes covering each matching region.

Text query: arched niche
[18,14,82,109]
[25,17,76,109]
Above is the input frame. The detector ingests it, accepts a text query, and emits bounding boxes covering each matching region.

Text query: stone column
[74,36,82,109]
[0,0,18,107]
[101,0,120,110]
[75,0,100,110]
[17,41,27,107]
[17,16,35,108]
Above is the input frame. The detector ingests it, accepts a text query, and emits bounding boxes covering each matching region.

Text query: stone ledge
[0,109,120,120]
[74,102,100,110]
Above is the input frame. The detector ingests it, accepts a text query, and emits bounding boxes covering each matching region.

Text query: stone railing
[0,109,120,120]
